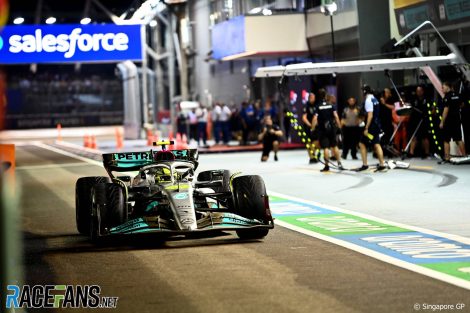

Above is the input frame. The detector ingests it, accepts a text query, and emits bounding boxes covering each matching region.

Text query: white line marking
[270,191,470,290]
[53,139,105,154]
[16,162,91,170]
[33,142,103,167]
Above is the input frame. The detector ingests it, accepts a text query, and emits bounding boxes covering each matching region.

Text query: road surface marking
[269,191,470,290]
[32,143,470,289]
[17,162,91,170]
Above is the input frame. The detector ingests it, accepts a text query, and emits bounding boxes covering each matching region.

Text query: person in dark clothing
[358,85,386,171]
[177,108,188,136]
[240,101,257,145]
[302,92,320,164]
[259,115,283,162]
[311,89,344,172]
[440,82,466,162]
[379,88,395,153]
[409,86,430,157]
[462,80,470,154]
[230,108,244,144]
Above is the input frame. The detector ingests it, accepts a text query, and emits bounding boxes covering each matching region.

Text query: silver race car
[75,141,274,242]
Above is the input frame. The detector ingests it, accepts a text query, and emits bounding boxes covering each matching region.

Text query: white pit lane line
[16,162,92,171]
[33,142,470,290]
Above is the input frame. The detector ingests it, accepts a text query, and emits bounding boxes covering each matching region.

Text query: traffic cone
[146,129,154,146]
[175,133,182,149]
[115,128,123,150]
[84,134,90,148]
[90,135,97,149]
[182,134,189,149]
[56,123,62,141]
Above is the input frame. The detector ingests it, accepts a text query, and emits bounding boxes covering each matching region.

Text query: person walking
[311,89,344,172]
[357,85,386,172]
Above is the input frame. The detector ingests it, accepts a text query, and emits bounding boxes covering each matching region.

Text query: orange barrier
[0,144,15,182]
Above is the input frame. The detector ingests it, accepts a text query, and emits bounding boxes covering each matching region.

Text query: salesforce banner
[0,24,143,64]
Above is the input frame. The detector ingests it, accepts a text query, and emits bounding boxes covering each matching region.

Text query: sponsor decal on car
[173,192,189,200]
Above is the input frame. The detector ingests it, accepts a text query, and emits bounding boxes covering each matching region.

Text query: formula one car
[75,141,273,241]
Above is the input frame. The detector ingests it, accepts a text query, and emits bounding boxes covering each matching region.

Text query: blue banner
[0,24,143,64]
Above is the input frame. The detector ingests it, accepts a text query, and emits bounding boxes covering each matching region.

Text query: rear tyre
[231,175,272,240]
[197,169,232,193]
[90,183,127,240]
[75,176,110,235]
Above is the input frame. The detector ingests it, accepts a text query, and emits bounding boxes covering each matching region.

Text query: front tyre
[231,175,271,221]
[75,176,110,235]
[90,183,127,240]
[231,175,272,240]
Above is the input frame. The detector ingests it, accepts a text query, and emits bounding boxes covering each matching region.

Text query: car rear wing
[102,149,199,172]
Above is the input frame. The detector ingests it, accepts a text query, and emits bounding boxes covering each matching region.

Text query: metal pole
[30,0,43,73]
[141,25,149,127]
[167,13,177,134]
[403,119,423,153]
[153,30,165,132]
[330,15,335,61]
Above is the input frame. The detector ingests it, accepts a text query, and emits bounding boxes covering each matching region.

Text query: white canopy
[254,54,460,77]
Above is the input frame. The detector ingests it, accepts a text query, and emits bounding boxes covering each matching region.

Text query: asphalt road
[15,144,470,313]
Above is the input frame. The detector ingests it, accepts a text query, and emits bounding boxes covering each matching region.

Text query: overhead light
[45,17,56,24]
[13,17,24,25]
[80,17,91,25]
[262,8,272,16]
[321,2,338,16]
[249,7,262,14]
[149,20,157,27]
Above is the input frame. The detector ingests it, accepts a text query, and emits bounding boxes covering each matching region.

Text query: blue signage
[0,24,143,64]
[211,16,245,60]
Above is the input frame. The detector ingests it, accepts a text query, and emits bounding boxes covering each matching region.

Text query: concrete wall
[208,60,252,105]
[306,10,358,38]
[245,14,308,53]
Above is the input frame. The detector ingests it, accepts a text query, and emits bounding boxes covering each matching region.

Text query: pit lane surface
[16,144,470,312]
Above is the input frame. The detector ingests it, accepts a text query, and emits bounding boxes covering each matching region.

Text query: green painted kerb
[421,262,470,282]
[277,213,411,236]
[269,195,288,202]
